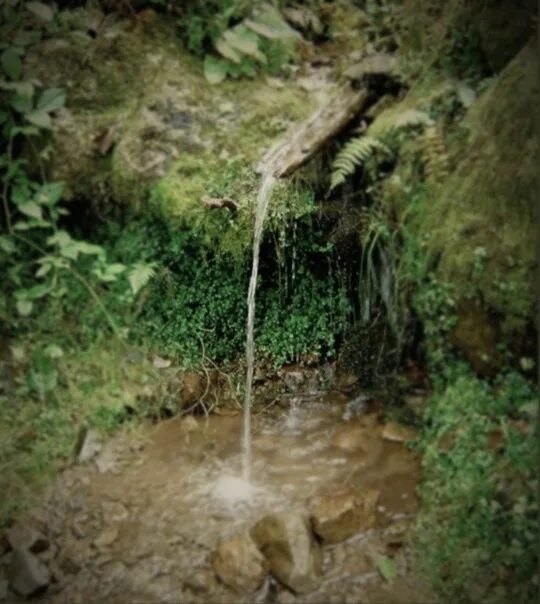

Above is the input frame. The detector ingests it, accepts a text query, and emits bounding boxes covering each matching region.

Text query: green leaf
[224,26,266,63]
[204,55,228,84]
[0,235,16,253]
[10,93,33,113]
[23,283,51,300]
[376,555,398,582]
[18,201,42,219]
[16,299,33,316]
[37,87,66,112]
[25,110,52,129]
[0,111,8,125]
[35,263,52,277]
[26,1,55,22]
[37,182,64,206]
[215,38,242,64]
[128,263,156,294]
[47,230,71,248]
[1,47,22,80]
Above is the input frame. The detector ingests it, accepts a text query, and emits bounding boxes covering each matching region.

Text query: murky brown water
[14,393,433,604]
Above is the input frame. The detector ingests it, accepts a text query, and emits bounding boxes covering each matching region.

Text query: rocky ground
[0,382,433,604]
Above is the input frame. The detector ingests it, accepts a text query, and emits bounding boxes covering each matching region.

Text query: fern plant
[330,136,391,190]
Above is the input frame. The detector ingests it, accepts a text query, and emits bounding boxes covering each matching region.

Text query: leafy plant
[202,3,299,83]
[330,136,391,190]
[0,1,156,335]
[415,366,538,603]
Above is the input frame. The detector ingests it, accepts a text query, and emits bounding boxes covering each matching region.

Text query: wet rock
[308,486,380,543]
[181,371,205,406]
[381,421,417,443]
[383,519,412,547]
[212,533,268,594]
[8,550,50,597]
[185,568,217,594]
[279,367,306,392]
[101,500,129,522]
[250,513,322,594]
[75,428,102,463]
[5,525,49,554]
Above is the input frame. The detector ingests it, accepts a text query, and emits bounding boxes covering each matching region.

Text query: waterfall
[242,169,277,481]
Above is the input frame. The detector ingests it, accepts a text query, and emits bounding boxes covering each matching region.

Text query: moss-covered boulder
[25,8,323,249]
[429,40,537,363]
[374,38,536,373]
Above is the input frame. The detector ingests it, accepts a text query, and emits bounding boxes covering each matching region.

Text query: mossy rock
[427,40,537,341]
[25,9,320,252]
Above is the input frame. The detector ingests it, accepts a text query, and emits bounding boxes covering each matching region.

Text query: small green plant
[201,3,299,83]
[415,365,538,603]
[0,11,156,335]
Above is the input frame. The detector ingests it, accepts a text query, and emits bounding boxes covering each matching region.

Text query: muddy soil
[4,393,433,604]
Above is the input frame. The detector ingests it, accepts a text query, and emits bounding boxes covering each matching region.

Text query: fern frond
[128,263,157,295]
[369,108,434,138]
[330,136,391,190]
[422,124,449,183]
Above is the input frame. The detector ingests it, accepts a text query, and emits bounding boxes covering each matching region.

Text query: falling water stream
[242,169,278,481]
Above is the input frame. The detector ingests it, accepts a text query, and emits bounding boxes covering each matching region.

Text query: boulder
[308,487,380,543]
[8,550,50,597]
[250,513,321,594]
[211,533,268,594]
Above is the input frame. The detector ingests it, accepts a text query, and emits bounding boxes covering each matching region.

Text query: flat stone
[212,533,268,594]
[8,550,50,597]
[308,486,380,543]
[381,421,417,443]
[250,513,322,594]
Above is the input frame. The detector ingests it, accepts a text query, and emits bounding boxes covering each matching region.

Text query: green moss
[424,41,537,337]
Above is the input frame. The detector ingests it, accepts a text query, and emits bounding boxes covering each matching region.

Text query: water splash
[243,170,277,481]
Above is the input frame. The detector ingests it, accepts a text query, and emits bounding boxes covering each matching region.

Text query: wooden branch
[257,86,369,178]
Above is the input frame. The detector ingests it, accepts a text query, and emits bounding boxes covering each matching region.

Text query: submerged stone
[211,533,268,594]
[308,486,380,543]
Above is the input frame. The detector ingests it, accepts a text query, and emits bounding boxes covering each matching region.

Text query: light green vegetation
[415,365,538,604]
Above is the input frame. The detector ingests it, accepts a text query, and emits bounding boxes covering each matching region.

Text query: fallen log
[257,86,369,178]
